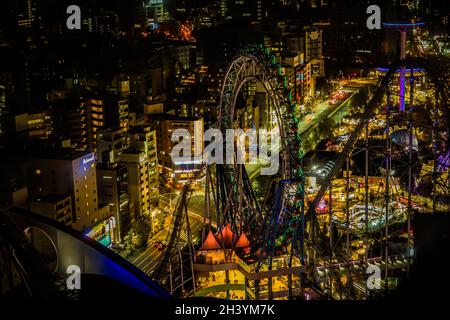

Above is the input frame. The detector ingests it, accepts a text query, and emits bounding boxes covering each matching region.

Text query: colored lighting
[376,67,426,73]
[382,22,426,28]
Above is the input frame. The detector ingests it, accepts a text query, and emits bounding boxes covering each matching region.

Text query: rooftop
[147,113,203,122]
[30,194,70,203]
[29,148,93,161]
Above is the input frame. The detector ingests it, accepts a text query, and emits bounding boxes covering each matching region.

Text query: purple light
[376,67,426,73]
[317,199,327,211]
[382,22,426,30]
[399,69,405,112]
[437,151,450,172]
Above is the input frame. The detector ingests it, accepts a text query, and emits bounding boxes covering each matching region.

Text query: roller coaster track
[152,46,304,283]
[306,57,449,239]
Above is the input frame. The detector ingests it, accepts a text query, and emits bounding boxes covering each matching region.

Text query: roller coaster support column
[169,257,174,295]
[288,272,292,299]
[185,202,196,295]
[225,270,230,300]
[432,91,439,214]
[407,68,414,275]
[328,182,333,299]
[268,277,273,300]
[383,22,425,112]
[254,280,260,300]
[384,90,392,294]
[364,119,370,299]
[178,247,184,293]
[345,153,351,299]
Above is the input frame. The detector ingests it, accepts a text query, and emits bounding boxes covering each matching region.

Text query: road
[127,204,205,276]
[299,78,377,135]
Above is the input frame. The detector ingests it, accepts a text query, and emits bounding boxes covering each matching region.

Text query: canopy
[215,223,237,249]
[234,232,251,248]
[199,230,222,251]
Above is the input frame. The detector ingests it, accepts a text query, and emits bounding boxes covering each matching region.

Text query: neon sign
[83,155,95,165]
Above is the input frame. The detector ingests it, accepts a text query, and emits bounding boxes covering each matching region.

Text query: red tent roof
[199,230,222,251]
[235,232,251,248]
[215,223,237,249]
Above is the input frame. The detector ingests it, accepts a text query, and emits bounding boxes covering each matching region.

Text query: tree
[315,77,332,99]
[123,230,136,258]
[135,215,151,247]
[252,180,264,200]
[318,117,336,139]
[353,87,370,108]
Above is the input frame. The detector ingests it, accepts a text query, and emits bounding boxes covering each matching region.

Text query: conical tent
[199,230,222,251]
[215,223,237,249]
[235,232,251,248]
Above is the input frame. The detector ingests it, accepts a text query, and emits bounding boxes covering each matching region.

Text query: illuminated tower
[383,22,425,112]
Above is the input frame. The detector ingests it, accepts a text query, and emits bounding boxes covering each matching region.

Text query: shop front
[85,216,117,248]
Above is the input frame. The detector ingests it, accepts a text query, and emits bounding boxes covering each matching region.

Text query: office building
[29,194,73,226]
[28,150,100,232]
[96,162,130,242]
[131,126,159,197]
[120,148,152,227]
[149,114,204,189]
[97,127,130,165]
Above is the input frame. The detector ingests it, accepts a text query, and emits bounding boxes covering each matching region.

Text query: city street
[127,205,205,276]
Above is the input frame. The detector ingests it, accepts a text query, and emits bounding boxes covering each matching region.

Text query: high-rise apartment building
[97,127,130,165]
[85,97,105,152]
[120,149,152,227]
[27,111,52,139]
[131,126,159,197]
[96,162,130,242]
[28,150,102,232]
[149,114,204,189]
[49,97,87,151]
[29,194,73,226]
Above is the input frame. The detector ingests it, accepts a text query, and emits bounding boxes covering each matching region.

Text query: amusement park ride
[150,24,449,300]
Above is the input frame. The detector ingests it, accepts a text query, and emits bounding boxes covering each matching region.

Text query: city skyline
[0,0,449,307]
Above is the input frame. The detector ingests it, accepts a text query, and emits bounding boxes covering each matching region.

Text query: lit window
[35,169,41,175]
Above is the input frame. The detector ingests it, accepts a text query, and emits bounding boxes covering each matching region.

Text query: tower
[383,22,425,112]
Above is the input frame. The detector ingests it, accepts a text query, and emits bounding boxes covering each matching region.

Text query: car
[153,240,161,248]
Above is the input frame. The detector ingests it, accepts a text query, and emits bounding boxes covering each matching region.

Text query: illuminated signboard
[83,154,95,165]
[149,0,163,6]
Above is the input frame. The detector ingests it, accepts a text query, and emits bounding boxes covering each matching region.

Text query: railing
[315,254,408,271]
